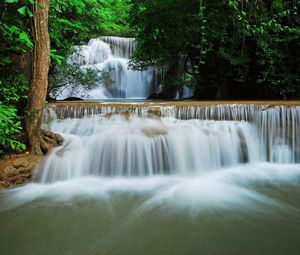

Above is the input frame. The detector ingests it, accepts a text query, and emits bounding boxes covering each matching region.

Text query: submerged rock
[238,132,249,163]
[40,129,64,154]
[103,111,131,120]
[62,97,84,101]
[141,126,168,138]
[147,93,172,99]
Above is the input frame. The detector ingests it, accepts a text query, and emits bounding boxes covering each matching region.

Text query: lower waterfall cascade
[1,102,300,255]
[39,102,300,183]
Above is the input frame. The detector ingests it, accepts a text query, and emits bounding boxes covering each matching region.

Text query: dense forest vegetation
[129,0,300,99]
[0,0,299,154]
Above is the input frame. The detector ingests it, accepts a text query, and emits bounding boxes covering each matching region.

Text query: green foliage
[48,0,132,97]
[0,0,132,153]
[0,1,34,66]
[0,102,26,154]
[0,75,28,153]
[0,75,28,103]
[98,0,133,36]
[49,0,132,54]
[50,49,64,65]
[0,1,35,153]
[128,0,201,70]
[129,0,300,98]
[226,0,300,97]
[48,49,111,99]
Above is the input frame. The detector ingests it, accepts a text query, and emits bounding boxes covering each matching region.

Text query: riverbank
[0,130,63,189]
[0,153,42,189]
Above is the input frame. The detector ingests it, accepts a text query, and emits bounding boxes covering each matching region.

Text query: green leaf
[1,56,12,64]
[37,3,45,9]
[8,25,20,33]
[28,0,44,8]
[55,58,62,65]
[19,32,34,48]
[17,6,27,16]
[27,7,33,17]
[5,0,19,3]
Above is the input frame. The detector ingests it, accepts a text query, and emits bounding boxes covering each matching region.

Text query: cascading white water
[38,103,300,183]
[57,37,162,100]
[1,103,300,255]
[37,115,260,182]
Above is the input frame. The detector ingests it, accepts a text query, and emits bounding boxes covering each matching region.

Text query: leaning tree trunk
[26,0,51,155]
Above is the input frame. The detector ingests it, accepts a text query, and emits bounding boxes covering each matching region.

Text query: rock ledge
[0,130,63,189]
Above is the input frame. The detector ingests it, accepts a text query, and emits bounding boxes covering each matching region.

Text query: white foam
[1,163,299,212]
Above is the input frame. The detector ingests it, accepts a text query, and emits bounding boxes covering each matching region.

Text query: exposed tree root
[0,130,63,189]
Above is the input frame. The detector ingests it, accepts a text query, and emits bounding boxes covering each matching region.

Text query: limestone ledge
[48,100,300,108]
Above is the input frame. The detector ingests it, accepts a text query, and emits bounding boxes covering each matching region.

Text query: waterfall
[56,37,163,100]
[38,103,300,183]
[2,102,300,253]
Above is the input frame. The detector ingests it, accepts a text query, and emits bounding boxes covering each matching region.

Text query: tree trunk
[26,0,51,155]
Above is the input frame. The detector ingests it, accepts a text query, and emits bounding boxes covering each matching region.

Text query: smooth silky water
[0,103,300,255]
[55,36,193,100]
[56,37,163,100]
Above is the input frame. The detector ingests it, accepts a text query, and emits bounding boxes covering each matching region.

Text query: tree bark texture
[26,0,51,155]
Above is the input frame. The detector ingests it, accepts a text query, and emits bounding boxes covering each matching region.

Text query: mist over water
[0,103,300,255]
[1,164,300,255]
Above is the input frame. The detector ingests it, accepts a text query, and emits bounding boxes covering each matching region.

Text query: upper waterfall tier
[100,36,136,59]
[56,37,162,100]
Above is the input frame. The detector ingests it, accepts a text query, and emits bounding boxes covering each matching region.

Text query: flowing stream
[0,102,300,255]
